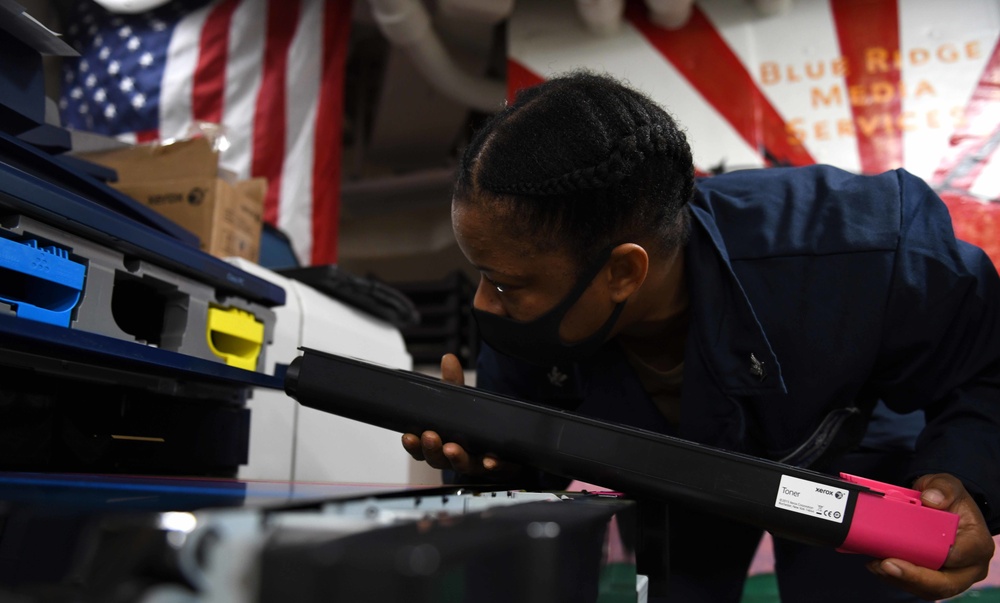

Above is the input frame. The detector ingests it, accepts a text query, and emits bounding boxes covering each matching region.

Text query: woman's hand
[401,353,520,478]
[867,473,995,600]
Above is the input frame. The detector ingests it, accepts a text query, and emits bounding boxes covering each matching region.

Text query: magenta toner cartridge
[283,347,959,569]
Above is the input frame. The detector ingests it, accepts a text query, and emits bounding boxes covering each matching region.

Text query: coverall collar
[684,199,787,396]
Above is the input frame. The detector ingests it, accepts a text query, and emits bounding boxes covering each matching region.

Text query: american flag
[59,0,353,266]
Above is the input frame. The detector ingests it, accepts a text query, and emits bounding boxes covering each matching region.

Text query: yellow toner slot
[206,306,265,371]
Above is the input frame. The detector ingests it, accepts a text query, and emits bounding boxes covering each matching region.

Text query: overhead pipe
[366,0,507,114]
[438,0,516,24]
[575,0,625,36]
[644,0,695,29]
[751,0,793,17]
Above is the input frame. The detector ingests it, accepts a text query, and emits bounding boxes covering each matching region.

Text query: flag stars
[139,52,154,67]
[109,61,121,76]
[151,19,166,31]
[88,24,98,36]
[127,36,141,51]
[99,47,111,61]
[118,25,132,38]
[85,74,97,88]
[94,88,107,103]
[70,87,84,99]
[131,93,146,109]
[120,77,135,92]
[104,105,117,119]
[78,103,89,114]
[80,59,90,72]
[94,35,104,48]
[58,98,68,110]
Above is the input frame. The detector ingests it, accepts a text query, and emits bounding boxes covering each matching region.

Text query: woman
[402,71,998,602]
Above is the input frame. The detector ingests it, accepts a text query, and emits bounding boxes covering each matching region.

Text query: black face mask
[473,249,626,367]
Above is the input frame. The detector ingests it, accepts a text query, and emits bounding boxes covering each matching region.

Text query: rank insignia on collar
[750,353,767,381]
[547,366,568,388]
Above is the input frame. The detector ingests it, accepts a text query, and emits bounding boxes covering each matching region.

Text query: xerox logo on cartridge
[775,475,849,523]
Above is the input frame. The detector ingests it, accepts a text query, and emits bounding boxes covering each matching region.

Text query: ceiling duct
[365,0,507,113]
[643,0,695,29]
[575,0,626,36]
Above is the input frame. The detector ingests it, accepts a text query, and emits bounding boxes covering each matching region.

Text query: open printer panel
[0,105,284,476]
[0,129,284,380]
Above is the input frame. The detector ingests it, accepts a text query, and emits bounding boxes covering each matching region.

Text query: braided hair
[454,70,695,268]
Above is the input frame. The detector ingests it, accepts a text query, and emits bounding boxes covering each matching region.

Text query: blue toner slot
[0,237,86,327]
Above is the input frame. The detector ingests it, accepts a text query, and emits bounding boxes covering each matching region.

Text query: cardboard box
[78,137,265,262]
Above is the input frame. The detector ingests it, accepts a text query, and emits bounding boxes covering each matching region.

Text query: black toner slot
[110,272,188,349]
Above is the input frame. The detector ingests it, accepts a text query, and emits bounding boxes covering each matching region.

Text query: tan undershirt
[621,346,684,425]
[621,308,691,427]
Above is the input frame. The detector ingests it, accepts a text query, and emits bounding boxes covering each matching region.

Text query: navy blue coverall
[473,165,1000,602]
